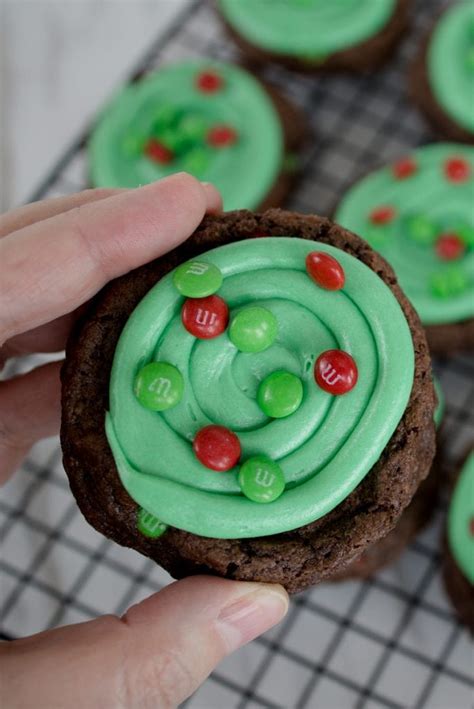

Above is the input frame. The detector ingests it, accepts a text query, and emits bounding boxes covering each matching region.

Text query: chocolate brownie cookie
[89,60,308,211]
[217,0,410,74]
[443,450,474,632]
[336,143,474,355]
[332,471,440,581]
[333,378,445,580]
[61,209,436,594]
[410,2,474,145]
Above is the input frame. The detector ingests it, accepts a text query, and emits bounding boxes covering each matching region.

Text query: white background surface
[0,0,189,209]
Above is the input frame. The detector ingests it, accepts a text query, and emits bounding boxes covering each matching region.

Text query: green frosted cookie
[89,60,284,211]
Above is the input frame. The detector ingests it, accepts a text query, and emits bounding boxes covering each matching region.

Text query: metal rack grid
[1,1,473,707]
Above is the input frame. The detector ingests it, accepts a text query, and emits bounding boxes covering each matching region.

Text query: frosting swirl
[106,237,414,538]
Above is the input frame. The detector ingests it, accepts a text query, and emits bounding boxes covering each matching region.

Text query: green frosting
[219,0,396,57]
[105,237,414,539]
[89,61,283,210]
[448,452,474,584]
[428,1,474,133]
[336,144,474,326]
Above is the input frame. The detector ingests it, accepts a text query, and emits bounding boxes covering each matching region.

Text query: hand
[0,174,289,708]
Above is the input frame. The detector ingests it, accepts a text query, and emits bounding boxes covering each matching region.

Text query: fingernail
[200,181,223,214]
[216,585,289,652]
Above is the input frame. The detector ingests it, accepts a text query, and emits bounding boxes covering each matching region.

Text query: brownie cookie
[336,143,474,355]
[333,377,445,580]
[89,60,308,211]
[217,0,410,74]
[410,2,474,144]
[61,209,435,594]
[443,451,474,632]
[332,469,440,581]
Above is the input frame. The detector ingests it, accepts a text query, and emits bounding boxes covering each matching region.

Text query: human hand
[0,174,289,708]
[0,173,222,481]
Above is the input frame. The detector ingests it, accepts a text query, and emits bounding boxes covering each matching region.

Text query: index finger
[0,188,124,239]
[0,174,222,343]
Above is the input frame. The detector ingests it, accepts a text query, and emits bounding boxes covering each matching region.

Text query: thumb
[0,576,289,709]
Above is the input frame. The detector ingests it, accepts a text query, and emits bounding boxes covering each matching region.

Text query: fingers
[1,311,80,363]
[0,361,61,484]
[0,576,288,708]
[0,188,124,239]
[0,174,222,344]
[199,182,223,213]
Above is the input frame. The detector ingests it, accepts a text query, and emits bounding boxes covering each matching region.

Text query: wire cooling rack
[1,1,473,707]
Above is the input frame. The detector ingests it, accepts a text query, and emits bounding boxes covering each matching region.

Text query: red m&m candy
[392,157,417,180]
[193,425,241,471]
[435,233,466,261]
[369,206,396,225]
[196,70,224,93]
[144,139,174,164]
[182,295,229,339]
[314,350,358,395]
[207,125,238,148]
[444,158,471,183]
[306,251,345,290]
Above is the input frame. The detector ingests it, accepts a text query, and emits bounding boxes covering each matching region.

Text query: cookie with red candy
[336,143,474,355]
[89,60,308,211]
[61,210,435,593]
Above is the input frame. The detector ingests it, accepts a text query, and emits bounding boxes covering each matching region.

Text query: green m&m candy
[238,456,285,503]
[229,306,278,353]
[151,104,181,131]
[134,362,184,411]
[258,370,303,418]
[405,214,438,245]
[159,128,188,154]
[430,267,469,298]
[181,147,210,174]
[173,260,223,297]
[179,114,208,142]
[122,133,147,157]
[137,508,168,538]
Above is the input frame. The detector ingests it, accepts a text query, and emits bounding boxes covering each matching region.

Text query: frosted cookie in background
[89,60,308,211]
[217,0,410,74]
[336,143,474,354]
[410,1,474,144]
[443,450,474,632]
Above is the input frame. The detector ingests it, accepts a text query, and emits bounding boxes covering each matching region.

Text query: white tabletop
[1,0,189,209]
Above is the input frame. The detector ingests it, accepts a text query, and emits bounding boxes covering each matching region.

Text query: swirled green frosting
[105,237,414,539]
[219,0,396,57]
[336,144,474,326]
[448,452,474,584]
[427,1,474,134]
[89,61,283,210]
